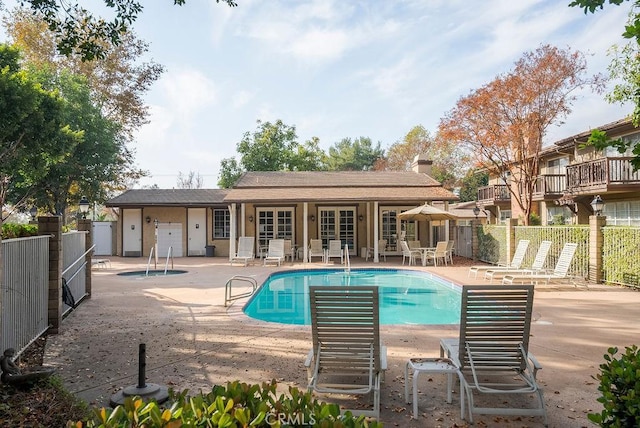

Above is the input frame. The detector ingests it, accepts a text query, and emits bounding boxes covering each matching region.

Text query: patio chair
[440,285,547,425]
[484,240,552,282]
[408,240,421,250]
[283,239,294,262]
[400,240,421,265]
[445,240,455,265]
[308,239,325,263]
[423,241,449,266]
[502,242,578,286]
[366,239,387,262]
[263,239,285,266]
[304,286,387,418]
[230,236,254,266]
[468,239,530,278]
[326,240,343,264]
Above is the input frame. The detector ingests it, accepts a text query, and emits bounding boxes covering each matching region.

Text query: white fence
[1,236,50,355]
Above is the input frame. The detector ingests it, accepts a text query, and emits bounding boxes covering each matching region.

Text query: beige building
[106,157,459,259]
[478,118,640,225]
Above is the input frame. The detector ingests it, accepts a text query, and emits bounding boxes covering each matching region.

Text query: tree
[439,44,603,225]
[177,171,204,189]
[326,137,384,171]
[458,170,489,202]
[9,65,142,222]
[4,8,164,141]
[217,120,327,188]
[0,44,81,220]
[11,0,237,61]
[380,125,470,189]
[570,0,640,170]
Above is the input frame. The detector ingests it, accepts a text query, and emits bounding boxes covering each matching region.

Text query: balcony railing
[566,157,640,192]
[532,174,566,199]
[477,185,511,205]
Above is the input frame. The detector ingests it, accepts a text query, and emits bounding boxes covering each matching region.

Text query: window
[319,207,356,251]
[546,157,569,174]
[213,208,230,238]
[546,206,569,225]
[603,200,640,226]
[257,208,294,248]
[499,209,512,223]
[382,206,417,251]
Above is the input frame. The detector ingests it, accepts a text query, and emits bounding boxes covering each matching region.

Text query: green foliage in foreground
[589,346,640,427]
[70,380,382,428]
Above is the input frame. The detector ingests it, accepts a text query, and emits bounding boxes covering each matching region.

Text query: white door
[158,223,183,257]
[187,208,207,256]
[122,209,142,257]
[93,222,113,255]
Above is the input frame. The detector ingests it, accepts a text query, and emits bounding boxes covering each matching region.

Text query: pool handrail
[224,275,258,307]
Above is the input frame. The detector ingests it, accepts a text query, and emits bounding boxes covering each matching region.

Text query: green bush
[1,223,38,239]
[589,346,640,427]
[69,380,383,428]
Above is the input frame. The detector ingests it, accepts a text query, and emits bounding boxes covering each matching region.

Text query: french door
[257,208,294,249]
[319,207,355,253]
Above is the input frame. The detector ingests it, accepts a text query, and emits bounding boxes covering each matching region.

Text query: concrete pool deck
[44,255,639,427]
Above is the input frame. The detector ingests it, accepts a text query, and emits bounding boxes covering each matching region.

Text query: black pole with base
[110,343,169,407]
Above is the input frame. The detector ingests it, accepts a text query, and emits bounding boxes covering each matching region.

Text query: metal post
[138,343,146,388]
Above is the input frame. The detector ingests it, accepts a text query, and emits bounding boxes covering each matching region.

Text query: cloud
[160,68,217,125]
[232,90,254,109]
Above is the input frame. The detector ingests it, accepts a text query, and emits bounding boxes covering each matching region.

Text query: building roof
[105,189,229,207]
[223,171,458,203]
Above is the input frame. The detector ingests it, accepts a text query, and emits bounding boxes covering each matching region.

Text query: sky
[3,1,635,188]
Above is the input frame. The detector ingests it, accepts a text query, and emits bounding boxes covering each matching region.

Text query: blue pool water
[243,269,461,325]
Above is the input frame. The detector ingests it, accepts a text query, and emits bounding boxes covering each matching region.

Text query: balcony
[566,157,640,194]
[532,174,567,201]
[477,185,511,206]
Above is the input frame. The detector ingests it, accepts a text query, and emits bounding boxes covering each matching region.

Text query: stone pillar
[78,219,93,297]
[506,218,517,264]
[39,216,62,334]
[589,215,606,283]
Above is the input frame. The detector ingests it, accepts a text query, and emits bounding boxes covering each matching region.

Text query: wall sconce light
[248,215,254,223]
[590,195,604,216]
[131,224,135,230]
[473,204,481,219]
[309,214,316,222]
[79,195,90,219]
[145,216,151,224]
[358,214,364,222]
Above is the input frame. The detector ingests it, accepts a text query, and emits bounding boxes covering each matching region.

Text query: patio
[43,255,640,427]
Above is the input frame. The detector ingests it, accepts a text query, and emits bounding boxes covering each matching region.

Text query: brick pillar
[39,216,63,334]
[506,218,517,264]
[78,219,93,297]
[589,215,606,284]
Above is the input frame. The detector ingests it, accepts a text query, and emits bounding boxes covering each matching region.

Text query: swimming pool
[243,269,461,325]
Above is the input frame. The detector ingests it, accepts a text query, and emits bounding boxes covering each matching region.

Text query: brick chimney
[411,154,433,176]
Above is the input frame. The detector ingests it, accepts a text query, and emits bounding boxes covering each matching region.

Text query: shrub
[69,380,383,428]
[1,223,38,239]
[589,346,640,427]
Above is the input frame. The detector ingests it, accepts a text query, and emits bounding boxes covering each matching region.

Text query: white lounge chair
[283,239,294,262]
[484,240,552,282]
[304,285,387,418]
[502,242,578,285]
[308,239,325,263]
[230,236,255,266]
[263,239,285,266]
[440,285,547,425]
[326,240,343,264]
[400,240,421,265]
[468,239,530,278]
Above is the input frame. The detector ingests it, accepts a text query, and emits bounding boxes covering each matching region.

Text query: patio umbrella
[397,204,458,221]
